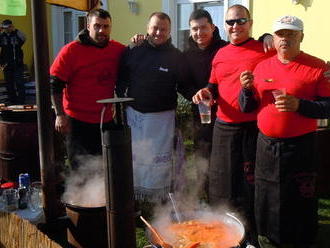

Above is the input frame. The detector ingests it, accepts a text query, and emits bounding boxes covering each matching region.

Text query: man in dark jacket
[181,9,228,205]
[184,9,227,174]
[0,19,26,104]
[116,12,195,203]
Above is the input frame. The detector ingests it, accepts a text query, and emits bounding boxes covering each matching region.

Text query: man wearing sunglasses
[192,4,276,247]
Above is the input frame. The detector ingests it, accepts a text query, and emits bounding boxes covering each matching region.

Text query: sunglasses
[225,18,249,26]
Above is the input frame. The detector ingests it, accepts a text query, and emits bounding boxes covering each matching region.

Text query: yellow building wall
[0,0,34,80]
[251,0,330,61]
[109,0,162,45]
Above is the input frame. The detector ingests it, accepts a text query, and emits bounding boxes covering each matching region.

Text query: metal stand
[98,98,136,248]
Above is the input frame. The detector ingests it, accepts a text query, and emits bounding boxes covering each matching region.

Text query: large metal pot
[65,203,108,248]
[148,212,246,248]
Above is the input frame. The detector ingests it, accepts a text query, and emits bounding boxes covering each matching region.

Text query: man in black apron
[239,15,330,248]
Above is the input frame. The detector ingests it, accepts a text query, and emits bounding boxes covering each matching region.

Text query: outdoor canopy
[45,0,100,11]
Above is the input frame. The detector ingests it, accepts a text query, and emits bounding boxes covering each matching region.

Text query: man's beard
[92,34,109,47]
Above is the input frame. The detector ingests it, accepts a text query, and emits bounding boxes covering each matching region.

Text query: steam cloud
[62,155,106,207]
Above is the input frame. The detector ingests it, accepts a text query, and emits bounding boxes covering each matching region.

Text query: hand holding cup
[273,89,299,112]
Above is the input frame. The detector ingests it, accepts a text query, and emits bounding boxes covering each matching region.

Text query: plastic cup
[272,88,286,101]
[198,101,211,124]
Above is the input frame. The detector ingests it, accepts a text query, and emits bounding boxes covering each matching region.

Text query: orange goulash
[167,220,242,248]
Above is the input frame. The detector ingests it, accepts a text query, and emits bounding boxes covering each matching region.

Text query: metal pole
[30,0,58,221]
[102,123,136,248]
[99,98,136,248]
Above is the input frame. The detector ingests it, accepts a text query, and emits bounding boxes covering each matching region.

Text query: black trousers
[255,132,318,247]
[66,117,115,170]
[4,65,25,104]
[209,120,258,244]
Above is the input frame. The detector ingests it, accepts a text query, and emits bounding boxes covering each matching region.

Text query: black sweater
[183,27,227,92]
[116,38,195,113]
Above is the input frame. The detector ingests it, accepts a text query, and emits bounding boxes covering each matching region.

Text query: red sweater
[209,39,274,123]
[254,52,330,138]
[50,40,125,123]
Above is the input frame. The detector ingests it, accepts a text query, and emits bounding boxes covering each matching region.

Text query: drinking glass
[28,181,43,212]
[2,188,19,211]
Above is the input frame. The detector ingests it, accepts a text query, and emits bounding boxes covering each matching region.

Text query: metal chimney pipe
[31,0,59,221]
[98,98,136,248]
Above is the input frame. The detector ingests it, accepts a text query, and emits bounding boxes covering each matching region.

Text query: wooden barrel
[0,109,40,182]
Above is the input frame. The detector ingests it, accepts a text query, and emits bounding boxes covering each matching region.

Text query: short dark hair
[148,12,171,24]
[87,8,111,23]
[227,4,251,19]
[189,9,213,25]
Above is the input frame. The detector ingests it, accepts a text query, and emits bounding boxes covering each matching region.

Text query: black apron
[255,132,318,247]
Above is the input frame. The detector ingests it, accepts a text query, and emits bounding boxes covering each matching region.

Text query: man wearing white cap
[240,15,330,248]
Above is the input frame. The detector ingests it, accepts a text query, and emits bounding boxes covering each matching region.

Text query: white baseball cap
[273,15,304,33]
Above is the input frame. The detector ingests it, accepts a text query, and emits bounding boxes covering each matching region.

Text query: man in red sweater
[50,9,125,170]
[240,15,330,248]
[193,5,275,247]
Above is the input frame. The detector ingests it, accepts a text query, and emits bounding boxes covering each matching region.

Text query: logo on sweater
[159,67,168,72]
[264,78,273,82]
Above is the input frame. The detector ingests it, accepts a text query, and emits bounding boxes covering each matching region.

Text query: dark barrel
[66,203,108,248]
[0,109,40,182]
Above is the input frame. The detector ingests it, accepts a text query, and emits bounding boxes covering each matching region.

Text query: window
[64,12,73,44]
[63,8,86,44]
[177,1,224,51]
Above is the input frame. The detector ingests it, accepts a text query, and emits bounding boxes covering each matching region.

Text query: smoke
[180,154,209,204]
[62,155,106,207]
